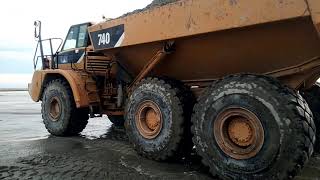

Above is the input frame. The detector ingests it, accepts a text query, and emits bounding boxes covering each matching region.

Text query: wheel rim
[214,108,264,160]
[135,100,163,139]
[49,97,61,121]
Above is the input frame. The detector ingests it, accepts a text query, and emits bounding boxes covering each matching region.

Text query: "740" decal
[98,33,111,45]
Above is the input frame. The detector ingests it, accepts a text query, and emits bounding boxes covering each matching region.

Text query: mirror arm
[34,20,45,70]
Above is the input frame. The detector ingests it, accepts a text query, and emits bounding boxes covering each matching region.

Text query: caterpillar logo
[90,24,125,50]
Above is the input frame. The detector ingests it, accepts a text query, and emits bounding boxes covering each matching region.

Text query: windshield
[62,24,89,51]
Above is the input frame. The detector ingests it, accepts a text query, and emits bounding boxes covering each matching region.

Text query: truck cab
[32,21,93,72]
[56,23,91,65]
[30,21,103,110]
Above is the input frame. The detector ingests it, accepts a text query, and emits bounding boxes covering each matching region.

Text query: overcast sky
[0,0,152,88]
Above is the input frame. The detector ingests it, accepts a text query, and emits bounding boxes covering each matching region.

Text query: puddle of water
[80,116,113,140]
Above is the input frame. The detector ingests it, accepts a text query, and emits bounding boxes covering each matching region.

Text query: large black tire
[302,83,320,152]
[125,77,194,160]
[192,74,316,179]
[108,115,125,127]
[42,79,89,136]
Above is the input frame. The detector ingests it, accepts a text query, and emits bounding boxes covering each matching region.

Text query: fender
[28,69,90,108]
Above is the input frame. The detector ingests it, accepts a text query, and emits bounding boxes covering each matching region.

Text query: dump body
[88,0,320,90]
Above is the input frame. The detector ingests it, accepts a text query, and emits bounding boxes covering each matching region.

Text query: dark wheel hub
[49,97,61,121]
[135,100,163,139]
[214,108,264,160]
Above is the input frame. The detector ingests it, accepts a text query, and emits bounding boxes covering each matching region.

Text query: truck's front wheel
[42,79,89,136]
[192,74,315,179]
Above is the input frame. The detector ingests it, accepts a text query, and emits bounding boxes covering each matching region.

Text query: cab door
[57,23,90,64]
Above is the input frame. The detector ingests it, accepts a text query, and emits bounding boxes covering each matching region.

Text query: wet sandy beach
[0,91,319,179]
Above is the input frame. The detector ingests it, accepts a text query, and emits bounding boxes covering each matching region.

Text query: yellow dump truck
[29,0,320,179]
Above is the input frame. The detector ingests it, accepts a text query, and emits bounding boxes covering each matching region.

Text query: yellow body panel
[28,69,90,108]
[307,0,320,35]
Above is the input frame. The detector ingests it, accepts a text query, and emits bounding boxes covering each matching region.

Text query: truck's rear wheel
[125,77,193,160]
[192,74,315,179]
[302,84,320,152]
[108,115,125,127]
[42,79,89,136]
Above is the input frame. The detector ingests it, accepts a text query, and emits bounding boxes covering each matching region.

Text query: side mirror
[34,20,41,39]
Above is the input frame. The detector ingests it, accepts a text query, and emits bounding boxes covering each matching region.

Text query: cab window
[62,26,79,50]
[62,24,89,51]
[77,25,87,47]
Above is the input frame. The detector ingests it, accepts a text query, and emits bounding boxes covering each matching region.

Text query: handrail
[33,38,63,70]
[33,42,39,70]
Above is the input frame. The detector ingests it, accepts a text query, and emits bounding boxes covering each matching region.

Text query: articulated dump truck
[29,0,320,179]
